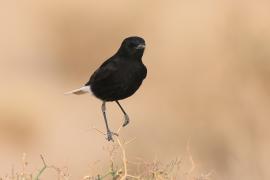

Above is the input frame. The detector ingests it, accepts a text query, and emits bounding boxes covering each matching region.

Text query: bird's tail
[64,86,91,95]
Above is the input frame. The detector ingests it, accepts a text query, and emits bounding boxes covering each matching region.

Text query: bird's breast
[91,62,146,101]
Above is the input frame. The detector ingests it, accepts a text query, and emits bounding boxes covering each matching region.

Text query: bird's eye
[128,42,137,48]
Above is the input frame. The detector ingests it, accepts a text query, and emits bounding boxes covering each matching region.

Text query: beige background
[0,0,270,179]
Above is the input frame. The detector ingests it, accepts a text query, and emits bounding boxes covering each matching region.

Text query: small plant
[1,126,213,180]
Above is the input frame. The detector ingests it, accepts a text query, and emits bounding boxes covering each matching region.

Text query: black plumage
[65,36,147,141]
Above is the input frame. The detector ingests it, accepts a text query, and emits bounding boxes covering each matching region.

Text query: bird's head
[117,36,146,59]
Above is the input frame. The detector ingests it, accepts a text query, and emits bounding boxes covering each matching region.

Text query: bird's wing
[85,60,118,86]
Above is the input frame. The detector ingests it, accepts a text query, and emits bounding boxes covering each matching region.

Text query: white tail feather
[64,86,91,95]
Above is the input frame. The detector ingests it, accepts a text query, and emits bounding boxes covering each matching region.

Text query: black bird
[65,36,147,141]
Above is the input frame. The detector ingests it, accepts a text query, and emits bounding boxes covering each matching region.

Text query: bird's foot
[106,130,119,142]
[122,114,130,127]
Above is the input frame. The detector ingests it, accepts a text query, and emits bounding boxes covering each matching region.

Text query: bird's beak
[135,44,145,49]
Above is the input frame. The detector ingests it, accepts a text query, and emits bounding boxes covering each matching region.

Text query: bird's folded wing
[85,61,118,86]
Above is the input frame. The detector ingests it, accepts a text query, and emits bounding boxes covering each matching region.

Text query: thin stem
[35,155,47,180]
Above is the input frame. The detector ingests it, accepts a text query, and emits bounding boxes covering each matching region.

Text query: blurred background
[0,0,270,179]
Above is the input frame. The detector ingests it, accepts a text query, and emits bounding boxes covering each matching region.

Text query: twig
[116,136,140,180]
[116,137,127,180]
[92,125,139,179]
[92,126,106,135]
[35,155,47,180]
[124,137,136,145]
[35,155,69,180]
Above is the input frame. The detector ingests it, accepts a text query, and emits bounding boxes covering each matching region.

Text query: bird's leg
[115,101,130,127]
[101,101,118,141]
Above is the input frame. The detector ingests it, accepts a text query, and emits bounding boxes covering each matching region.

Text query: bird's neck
[116,49,144,60]
[133,50,144,60]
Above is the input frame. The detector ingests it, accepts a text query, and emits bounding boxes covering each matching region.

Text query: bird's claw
[106,130,119,142]
[122,114,130,127]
